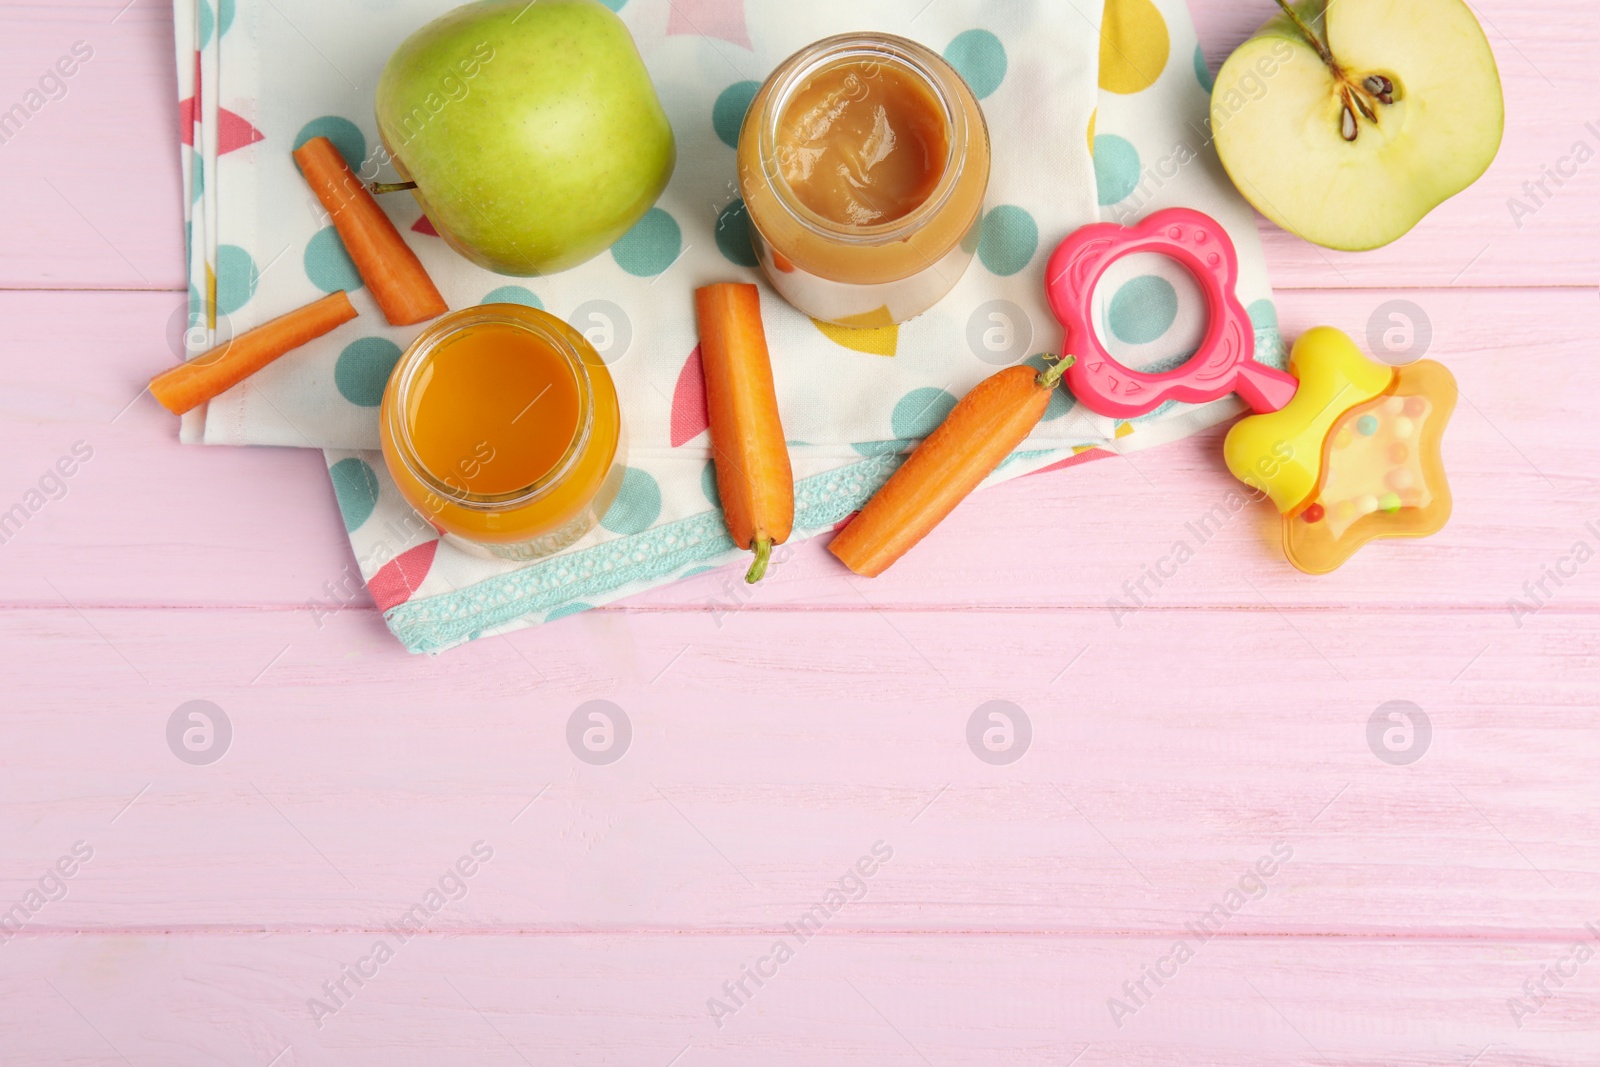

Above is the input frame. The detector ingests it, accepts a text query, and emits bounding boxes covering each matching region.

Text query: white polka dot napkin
[172,0,1283,652]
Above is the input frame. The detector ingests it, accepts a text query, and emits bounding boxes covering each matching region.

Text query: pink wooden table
[2,1,1598,1063]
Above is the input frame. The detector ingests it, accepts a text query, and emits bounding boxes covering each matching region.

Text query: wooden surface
[1,0,1597,1063]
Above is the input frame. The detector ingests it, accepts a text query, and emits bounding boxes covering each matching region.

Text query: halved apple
[1211,0,1504,251]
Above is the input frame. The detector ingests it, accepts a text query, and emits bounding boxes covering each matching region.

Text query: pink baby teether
[1045,208,1297,419]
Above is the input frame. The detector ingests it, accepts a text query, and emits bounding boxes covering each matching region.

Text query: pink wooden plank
[1,934,1593,1065]
[1,3,1596,1061]
[2,605,1594,931]
[1,0,1595,289]
[0,1,185,289]
[0,287,1591,612]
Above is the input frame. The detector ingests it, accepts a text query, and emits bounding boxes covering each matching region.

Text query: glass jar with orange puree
[738,33,991,327]
[380,304,626,561]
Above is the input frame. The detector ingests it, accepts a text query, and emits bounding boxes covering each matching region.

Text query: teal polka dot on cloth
[960,214,984,255]
[892,387,959,439]
[715,199,758,268]
[1023,354,1074,422]
[484,285,543,309]
[601,467,663,534]
[943,30,1007,100]
[595,0,627,9]
[294,116,366,169]
[1093,135,1142,205]
[335,338,402,407]
[852,388,959,456]
[1193,45,1214,93]
[330,457,380,532]
[1108,276,1178,345]
[305,227,363,293]
[215,244,258,316]
[713,81,760,148]
[198,0,214,48]
[976,206,1038,276]
[701,460,721,507]
[191,150,204,205]
[611,208,682,277]
[852,439,909,457]
[1246,299,1278,331]
[546,602,593,622]
[217,0,235,36]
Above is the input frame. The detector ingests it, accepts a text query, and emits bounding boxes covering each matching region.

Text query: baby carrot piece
[149,291,358,416]
[830,357,1073,577]
[292,136,447,326]
[695,283,794,583]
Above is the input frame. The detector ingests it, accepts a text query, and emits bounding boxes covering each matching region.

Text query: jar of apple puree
[737,33,991,327]
[380,304,626,562]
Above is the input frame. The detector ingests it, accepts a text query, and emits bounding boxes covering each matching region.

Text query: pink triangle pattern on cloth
[178,52,200,144]
[180,52,263,154]
[1027,448,1115,478]
[368,540,440,611]
[665,0,751,49]
[216,108,265,154]
[670,344,709,447]
[179,102,263,154]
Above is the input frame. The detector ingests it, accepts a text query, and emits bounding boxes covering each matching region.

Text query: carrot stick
[292,136,447,327]
[695,283,794,583]
[149,291,358,416]
[830,358,1073,577]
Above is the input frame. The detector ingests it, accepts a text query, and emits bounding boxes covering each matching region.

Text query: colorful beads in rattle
[1223,327,1458,575]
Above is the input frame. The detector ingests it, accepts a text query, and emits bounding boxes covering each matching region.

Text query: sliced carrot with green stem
[149,291,359,416]
[293,136,448,327]
[695,283,794,583]
[829,357,1073,577]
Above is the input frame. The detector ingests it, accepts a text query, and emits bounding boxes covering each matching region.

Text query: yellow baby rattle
[1223,326,1458,574]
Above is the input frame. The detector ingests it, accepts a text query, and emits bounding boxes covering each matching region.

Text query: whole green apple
[1211,0,1503,251]
[376,0,676,275]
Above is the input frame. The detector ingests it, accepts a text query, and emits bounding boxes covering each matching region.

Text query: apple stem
[369,181,418,195]
[1273,0,1340,74]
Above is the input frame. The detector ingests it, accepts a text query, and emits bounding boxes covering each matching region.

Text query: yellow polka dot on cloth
[812,312,900,357]
[1099,0,1170,95]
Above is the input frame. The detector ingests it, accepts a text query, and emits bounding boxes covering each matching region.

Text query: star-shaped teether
[1222,327,1457,574]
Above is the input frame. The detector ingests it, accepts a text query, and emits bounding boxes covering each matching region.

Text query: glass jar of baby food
[737,32,991,327]
[380,304,626,562]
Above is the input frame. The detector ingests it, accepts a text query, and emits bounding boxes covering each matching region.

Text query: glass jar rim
[754,32,969,247]
[385,304,596,512]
